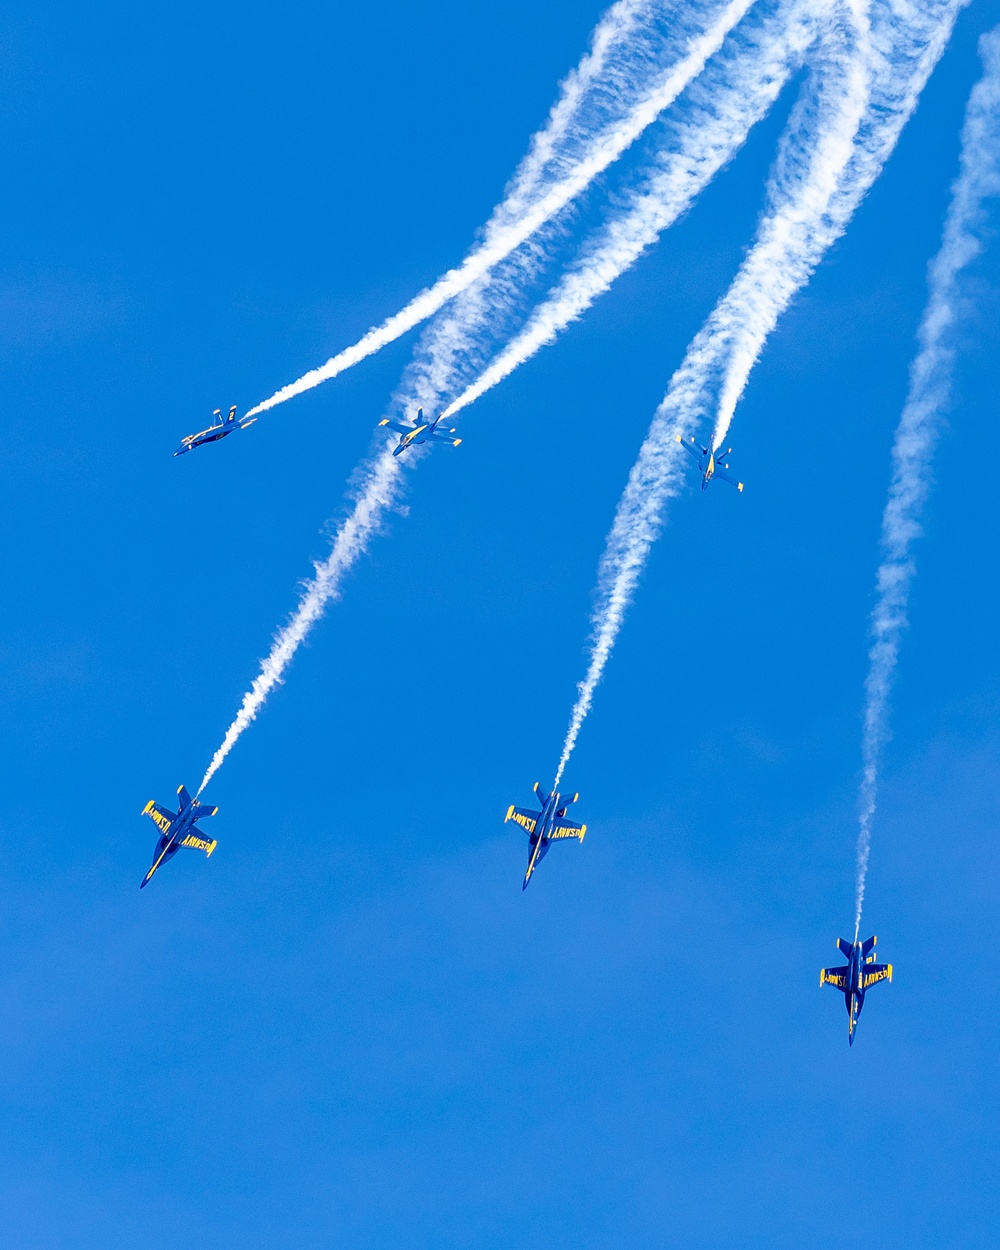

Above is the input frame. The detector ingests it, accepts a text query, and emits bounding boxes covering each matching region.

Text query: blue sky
[1,1,999,1246]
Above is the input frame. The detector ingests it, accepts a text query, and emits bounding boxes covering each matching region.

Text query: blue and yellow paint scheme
[505,782,587,890]
[175,406,257,456]
[378,408,462,456]
[821,934,892,1046]
[140,784,218,888]
[676,434,744,492]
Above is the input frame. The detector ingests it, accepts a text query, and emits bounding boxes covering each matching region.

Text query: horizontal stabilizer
[861,935,877,956]
[533,781,549,804]
[193,803,218,820]
[837,937,855,958]
[820,967,849,990]
[176,784,193,811]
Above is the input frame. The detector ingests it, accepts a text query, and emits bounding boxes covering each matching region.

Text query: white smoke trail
[197,449,403,794]
[195,0,774,790]
[241,0,757,420]
[554,0,966,788]
[439,0,816,423]
[854,26,1000,932]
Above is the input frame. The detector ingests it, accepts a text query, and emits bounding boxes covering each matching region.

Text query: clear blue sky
[1,2,998,1246]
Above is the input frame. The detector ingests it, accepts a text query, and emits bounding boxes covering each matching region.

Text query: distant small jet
[505,783,587,890]
[174,406,257,456]
[821,934,892,1045]
[676,434,744,491]
[378,408,462,456]
[140,785,218,889]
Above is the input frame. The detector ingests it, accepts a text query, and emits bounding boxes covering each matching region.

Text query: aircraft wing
[714,468,744,492]
[506,806,540,835]
[142,800,176,835]
[820,967,849,989]
[676,434,701,461]
[548,820,586,841]
[862,963,892,989]
[179,832,218,855]
[378,419,413,435]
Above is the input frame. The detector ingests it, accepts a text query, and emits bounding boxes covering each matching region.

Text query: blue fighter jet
[140,785,218,888]
[676,433,744,491]
[378,408,462,456]
[174,406,257,456]
[821,934,892,1045]
[505,783,587,889]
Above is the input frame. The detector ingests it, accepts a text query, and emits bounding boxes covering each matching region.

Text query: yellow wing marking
[143,801,173,835]
[505,806,537,835]
[180,834,218,855]
[548,823,587,841]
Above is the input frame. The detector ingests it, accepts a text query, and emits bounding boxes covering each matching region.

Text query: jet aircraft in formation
[505,783,587,890]
[175,406,257,456]
[821,934,892,1045]
[676,434,744,491]
[161,387,898,1045]
[140,785,218,888]
[378,408,462,456]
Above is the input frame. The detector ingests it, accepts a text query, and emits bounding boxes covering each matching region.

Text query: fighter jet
[676,434,744,491]
[140,784,218,888]
[505,783,587,890]
[820,934,892,1045]
[378,408,462,456]
[174,406,257,456]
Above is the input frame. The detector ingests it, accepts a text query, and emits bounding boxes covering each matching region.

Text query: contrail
[241,0,758,420]
[854,25,1000,934]
[439,0,816,423]
[197,449,403,794]
[553,0,966,788]
[195,0,771,790]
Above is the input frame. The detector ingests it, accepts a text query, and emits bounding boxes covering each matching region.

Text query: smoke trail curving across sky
[440,0,816,424]
[854,25,1000,933]
[241,0,756,420]
[196,0,797,789]
[197,449,402,794]
[553,0,968,788]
